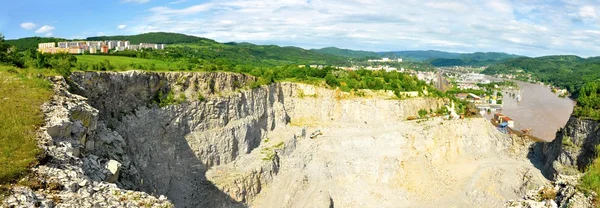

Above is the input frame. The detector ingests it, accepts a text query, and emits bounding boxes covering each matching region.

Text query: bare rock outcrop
[4,71,545,208]
[2,76,172,208]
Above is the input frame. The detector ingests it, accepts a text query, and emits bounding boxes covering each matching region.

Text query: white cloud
[579,5,597,19]
[118,24,127,29]
[45,33,53,37]
[20,22,36,30]
[122,0,149,4]
[123,0,600,57]
[149,3,214,15]
[35,25,55,34]
[169,0,187,4]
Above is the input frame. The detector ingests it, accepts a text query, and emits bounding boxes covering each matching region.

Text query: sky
[1,0,600,57]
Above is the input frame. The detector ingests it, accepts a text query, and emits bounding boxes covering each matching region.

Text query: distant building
[155,44,165,50]
[38,42,55,49]
[494,113,515,128]
[67,42,80,48]
[101,45,109,53]
[456,93,469,100]
[368,58,403,63]
[68,47,84,54]
[58,42,68,48]
[128,45,140,50]
[89,47,97,54]
[107,41,116,49]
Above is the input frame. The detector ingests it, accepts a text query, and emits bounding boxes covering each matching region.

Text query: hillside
[379,50,522,66]
[6,37,67,51]
[85,32,217,45]
[311,47,380,58]
[482,55,600,94]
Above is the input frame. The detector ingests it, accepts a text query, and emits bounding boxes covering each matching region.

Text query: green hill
[6,37,67,51]
[380,50,462,61]
[311,47,380,59]
[161,43,348,66]
[86,32,217,44]
[379,50,522,66]
[482,55,600,94]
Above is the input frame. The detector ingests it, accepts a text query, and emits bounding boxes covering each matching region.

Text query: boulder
[105,160,122,183]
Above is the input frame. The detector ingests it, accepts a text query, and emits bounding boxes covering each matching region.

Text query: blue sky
[2,0,600,57]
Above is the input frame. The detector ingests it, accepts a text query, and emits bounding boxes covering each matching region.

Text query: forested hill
[482,55,600,94]
[311,47,381,59]
[86,32,217,44]
[6,37,67,51]
[379,50,522,66]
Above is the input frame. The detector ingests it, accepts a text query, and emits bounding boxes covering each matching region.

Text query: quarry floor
[207,117,548,208]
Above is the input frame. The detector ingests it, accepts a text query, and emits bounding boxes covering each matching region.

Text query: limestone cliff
[537,116,600,179]
[65,71,446,207]
[5,70,540,208]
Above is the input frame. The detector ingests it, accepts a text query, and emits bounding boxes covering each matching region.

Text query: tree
[0,34,11,64]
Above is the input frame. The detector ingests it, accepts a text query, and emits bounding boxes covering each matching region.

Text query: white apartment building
[139,43,155,49]
[58,42,68,48]
[107,41,117,49]
[67,42,80,48]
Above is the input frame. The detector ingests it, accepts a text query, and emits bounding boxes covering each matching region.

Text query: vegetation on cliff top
[580,145,600,203]
[0,67,53,185]
[573,82,600,120]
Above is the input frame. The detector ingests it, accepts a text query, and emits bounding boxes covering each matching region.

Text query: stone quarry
[3,71,588,207]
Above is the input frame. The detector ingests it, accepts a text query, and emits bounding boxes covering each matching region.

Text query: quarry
[2,71,595,207]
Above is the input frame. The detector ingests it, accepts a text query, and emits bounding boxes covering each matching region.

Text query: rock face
[5,71,546,208]
[536,116,600,179]
[2,76,172,208]
[514,116,598,207]
[66,71,447,207]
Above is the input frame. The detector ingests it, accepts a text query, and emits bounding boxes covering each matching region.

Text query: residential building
[155,44,165,50]
[368,58,403,63]
[68,47,84,54]
[38,42,55,49]
[86,41,103,49]
[115,46,126,51]
[101,45,109,53]
[58,42,68,48]
[89,47,97,54]
[107,41,117,49]
[67,42,80,48]
[139,43,156,49]
[128,45,140,50]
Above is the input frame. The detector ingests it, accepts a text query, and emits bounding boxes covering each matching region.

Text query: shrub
[580,145,600,203]
[197,92,206,101]
[418,109,428,118]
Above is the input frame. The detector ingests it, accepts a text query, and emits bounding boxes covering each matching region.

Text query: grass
[580,145,600,205]
[76,55,174,71]
[260,142,285,161]
[0,66,53,186]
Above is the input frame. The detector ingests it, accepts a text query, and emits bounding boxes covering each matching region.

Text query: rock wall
[2,76,173,208]
[64,71,446,207]
[536,116,600,179]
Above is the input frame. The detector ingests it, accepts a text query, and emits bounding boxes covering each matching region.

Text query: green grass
[580,145,600,205]
[0,66,53,185]
[76,55,175,71]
